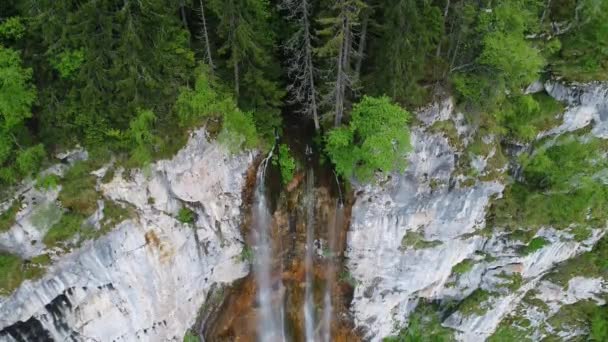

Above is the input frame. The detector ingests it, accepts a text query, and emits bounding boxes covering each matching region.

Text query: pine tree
[281,0,321,131]
[317,0,366,127]
[208,0,284,143]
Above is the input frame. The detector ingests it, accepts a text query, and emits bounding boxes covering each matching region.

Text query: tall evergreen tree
[317,0,366,127]
[208,0,284,143]
[23,0,195,146]
[281,0,321,131]
[373,0,442,106]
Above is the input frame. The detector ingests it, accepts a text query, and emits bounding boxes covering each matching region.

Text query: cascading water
[321,200,343,342]
[303,169,315,342]
[252,154,286,341]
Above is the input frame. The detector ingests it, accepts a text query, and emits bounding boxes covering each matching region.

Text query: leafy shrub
[458,289,494,316]
[177,207,195,224]
[384,301,455,341]
[43,213,87,247]
[0,199,20,232]
[183,331,200,342]
[58,161,99,216]
[489,135,608,230]
[452,259,475,275]
[49,49,85,79]
[522,237,550,255]
[0,252,22,295]
[36,174,60,190]
[273,144,296,185]
[325,96,411,182]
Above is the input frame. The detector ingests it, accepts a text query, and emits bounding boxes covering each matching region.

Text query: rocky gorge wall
[0,130,253,341]
[346,82,608,341]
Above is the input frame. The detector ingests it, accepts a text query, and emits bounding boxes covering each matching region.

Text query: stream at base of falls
[200,117,360,341]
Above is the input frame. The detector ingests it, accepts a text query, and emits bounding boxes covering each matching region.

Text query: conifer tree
[281,0,320,131]
[317,0,366,127]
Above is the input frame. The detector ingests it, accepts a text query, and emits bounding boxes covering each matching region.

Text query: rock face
[0,130,252,341]
[347,83,608,341]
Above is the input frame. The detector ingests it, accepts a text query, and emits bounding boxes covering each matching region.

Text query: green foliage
[101,200,133,231]
[458,289,494,317]
[127,109,159,166]
[16,144,45,176]
[522,237,550,255]
[175,65,221,128]
[0,252,23,295]
[401,231,442,250]
[590,306,608,342]
[545,234,608,287]
[208,0,284,143]
[325,96,411,182]
[43,213,88,247]
[272,144,296,185]
[372,0,442,106]
[36,174,60,190]
[488,317,533,342]
[26,0,195,146]
[496,93,565,142]
[489,135,608,231]
[239,245,254,264]
[496,272,523,292]
[0,44,41,184]
[0,17,25,41]
[546,300,602,339]
[177,207,195,224]
[0,199,20,232]
[0,251,51,296]
[384,301,455,341]
[553,0,608,81]
[50,49,85,80]
[58,161,100,216]
[452,259,475,275]
[183,331,200,342]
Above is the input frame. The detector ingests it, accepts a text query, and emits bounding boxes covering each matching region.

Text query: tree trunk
[354,13,369,79]
[303,0,320,131]
[334,14,349,127]
[436,0,450,57]
[198,0,215,69]
[180,1,188,28]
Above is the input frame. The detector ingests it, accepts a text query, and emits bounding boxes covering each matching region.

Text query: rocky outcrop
[347,83,608,341]
[0,130,253,341]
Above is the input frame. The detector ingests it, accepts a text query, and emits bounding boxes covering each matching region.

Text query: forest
[0,0,607,185]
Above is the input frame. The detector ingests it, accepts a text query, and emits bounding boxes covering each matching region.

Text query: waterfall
[252,153,285,341]
[304,169,315,342]
[322,200,343,342]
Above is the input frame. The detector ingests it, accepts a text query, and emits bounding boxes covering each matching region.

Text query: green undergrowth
[177,207,196,224]
[452,259,475,275]
[521,237,550,255]
[401,230,442,250]
[545,234,608,288]
[496,272,523,292]
[384,301,455,341]
[0,198,21,232]
[488,314,533,342]
[0,252,51,295]
[58,160,102,216]
[183,331,200,342]
[272,144,297,186]
[497,93,565,143]
[545,300,605,340]
[44,199,134,249]
[458,289,495,317]
[488,133,608,240]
